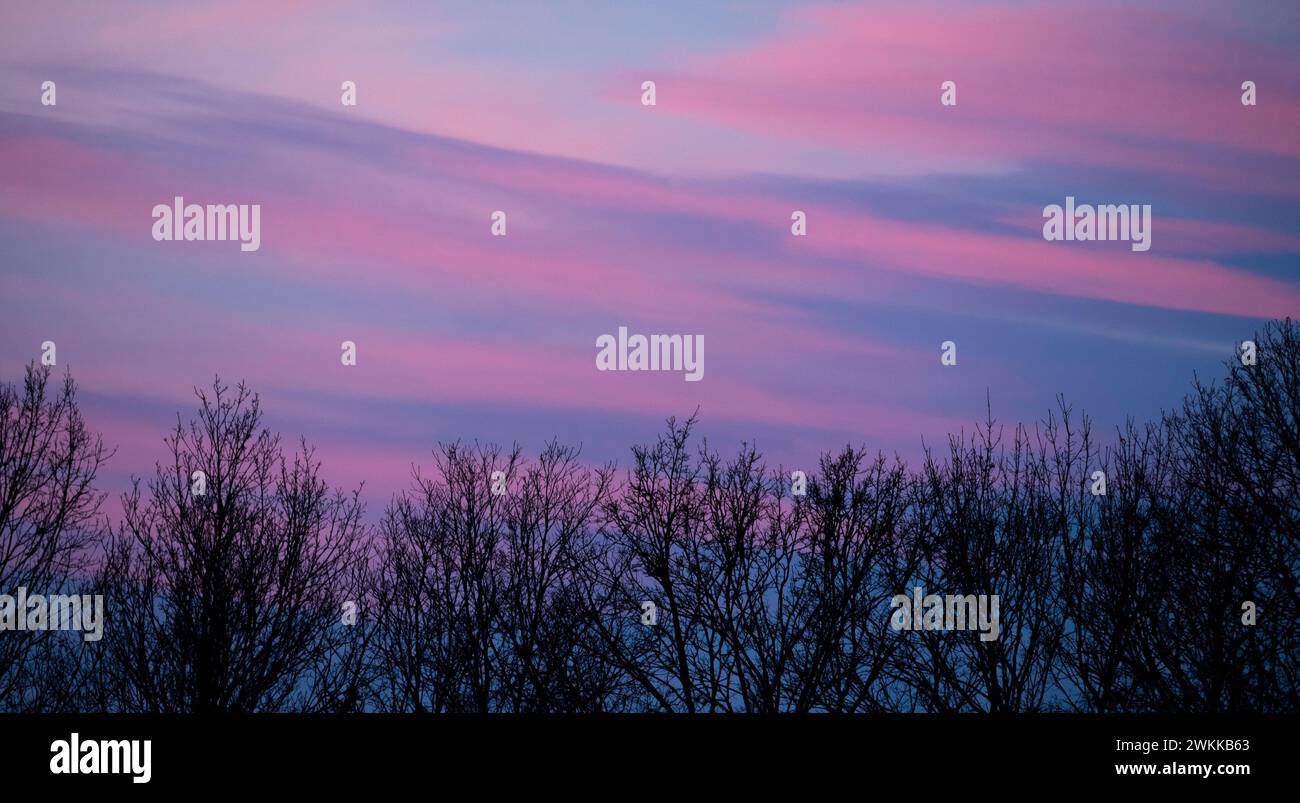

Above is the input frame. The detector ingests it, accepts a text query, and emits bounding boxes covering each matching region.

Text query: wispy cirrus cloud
[2,3,1297,510]
[634,3,1300,183]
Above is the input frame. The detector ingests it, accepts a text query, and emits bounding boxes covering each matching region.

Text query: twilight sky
[2,1,1298,510]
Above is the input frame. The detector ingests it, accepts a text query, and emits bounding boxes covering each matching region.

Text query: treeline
[1,320,1295,713]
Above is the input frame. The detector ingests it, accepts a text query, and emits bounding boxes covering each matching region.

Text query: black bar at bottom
[0,713,1286,791]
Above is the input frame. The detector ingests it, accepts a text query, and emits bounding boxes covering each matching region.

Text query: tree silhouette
[1130,319,1298,711]
[89,378,368,712]
[372,441,521,712]
[3,320,1296,714]
[0,365,110,712]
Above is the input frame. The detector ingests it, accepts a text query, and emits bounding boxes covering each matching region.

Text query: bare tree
[8,318,1298,715]
[594,415,708,712]
[901,411,1066,712]
[0,365,110,712]
[1057,416,1176,712]
[593,422,915,713]
[682,440,804,712]
[91,378,368,712]
[495,441,617,711]
[792,446,917,712]
[372,441,520,712]
[1126,319,1299,712]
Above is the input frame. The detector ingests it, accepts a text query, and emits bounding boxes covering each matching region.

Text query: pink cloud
[640,4,1300,184]
[4,123,1297,323]
[801,207,1300,319]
